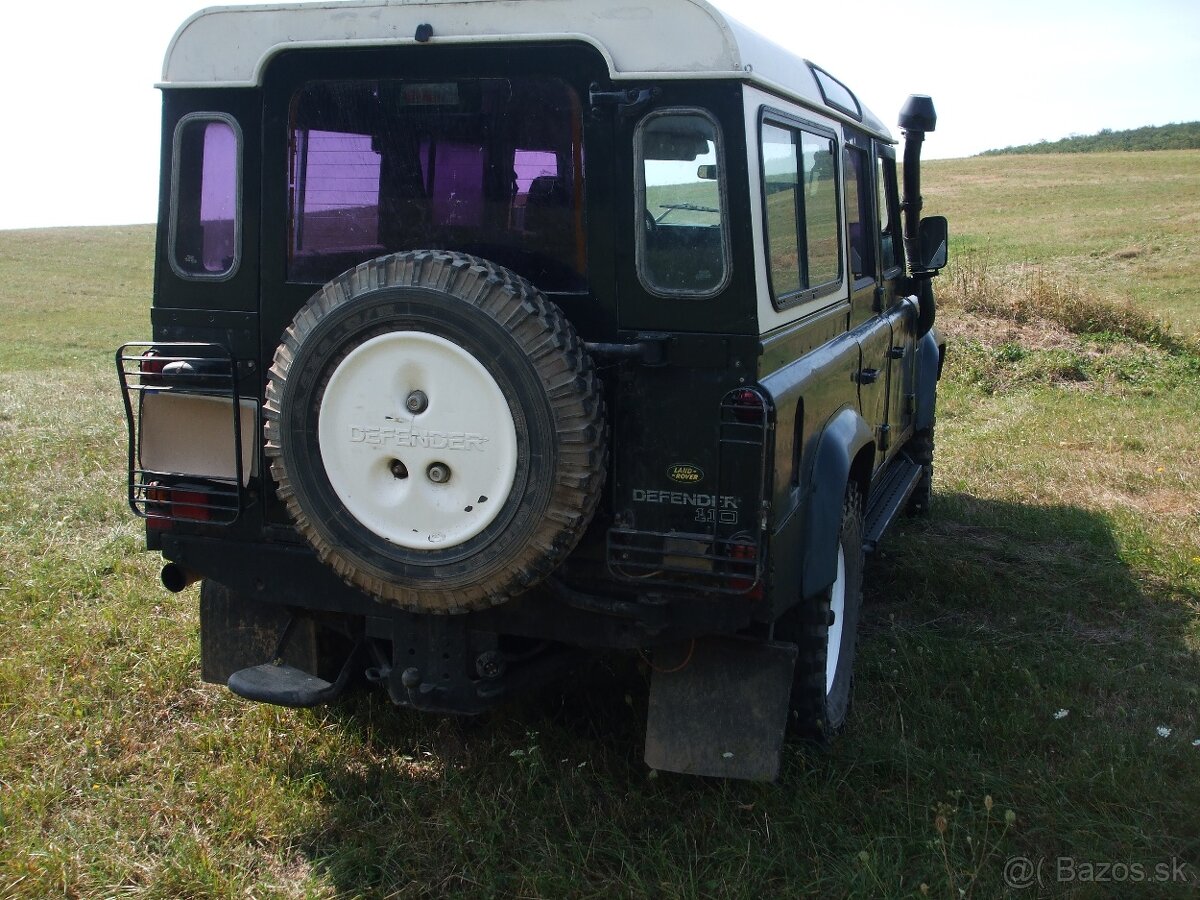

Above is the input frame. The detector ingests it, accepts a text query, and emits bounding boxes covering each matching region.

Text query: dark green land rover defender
[118,0,948,780]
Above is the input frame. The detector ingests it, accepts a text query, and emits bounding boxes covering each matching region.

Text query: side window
[170,114,240,280]
[636,110,729,296]
[759,117,840,307]
[802,131,840,285]
[761,124,801,295]
[843,145,873,281]
[876,155,902,272]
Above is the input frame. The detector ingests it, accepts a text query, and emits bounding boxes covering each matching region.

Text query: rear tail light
[143,482,212,528]
[145,482,171,530]
[727,388,766,424]
[724,538,762,597]
[172,490,212,522]
[139,350,166,376]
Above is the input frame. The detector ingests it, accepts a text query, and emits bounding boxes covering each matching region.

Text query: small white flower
[1156,726,1171,738]
[722,751,735,759]
[1192,739,1200,748]
[1053,709,1069,720]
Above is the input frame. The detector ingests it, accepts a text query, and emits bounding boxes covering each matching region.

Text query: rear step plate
[228,663,337,708]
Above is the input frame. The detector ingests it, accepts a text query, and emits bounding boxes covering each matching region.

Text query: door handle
[855,368,881,385]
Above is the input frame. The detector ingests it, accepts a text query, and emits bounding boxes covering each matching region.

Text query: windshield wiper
[655,202,720,223]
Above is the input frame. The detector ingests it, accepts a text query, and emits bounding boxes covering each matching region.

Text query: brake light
[727,388,765,424]
[140,350,166,375]
[725,539,762,597]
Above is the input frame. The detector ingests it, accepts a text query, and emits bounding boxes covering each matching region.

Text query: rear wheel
[776,483,865,740]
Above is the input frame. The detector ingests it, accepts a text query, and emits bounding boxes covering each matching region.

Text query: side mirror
[918,215,948,271]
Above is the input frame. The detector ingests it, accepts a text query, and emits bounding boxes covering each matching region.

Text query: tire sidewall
[824,502,864,728]
[776,483,865,739]
[278,285,557,588]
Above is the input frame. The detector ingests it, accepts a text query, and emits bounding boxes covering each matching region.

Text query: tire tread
[263,250,606,613]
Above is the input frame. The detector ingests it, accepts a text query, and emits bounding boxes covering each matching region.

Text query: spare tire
[264,251,606,613]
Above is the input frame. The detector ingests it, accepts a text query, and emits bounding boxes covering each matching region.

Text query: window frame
[168,111,243,282]
[875,147,904,279]
[757,107,843,311]
[633,106,732,299]
[808,63,862,122]
[842,138,876,289]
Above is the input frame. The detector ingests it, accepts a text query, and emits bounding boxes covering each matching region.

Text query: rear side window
[636,110,730,297]
[287,78,586,290]
[876,154,903,272]
[170,114,241,280]
[759,117,840,307]
[843,144,873,281]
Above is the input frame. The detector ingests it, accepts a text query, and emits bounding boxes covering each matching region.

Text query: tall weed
[939,253,1189,353]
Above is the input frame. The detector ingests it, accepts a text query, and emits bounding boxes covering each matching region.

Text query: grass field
[924,150,1200,333]
[1,152,1199,897]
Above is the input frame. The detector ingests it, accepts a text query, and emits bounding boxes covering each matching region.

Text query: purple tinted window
[429,142,484,227]
[287,78,585,290]
[292,131,381,255]
[514,150,557,194]
[172,117,239,278]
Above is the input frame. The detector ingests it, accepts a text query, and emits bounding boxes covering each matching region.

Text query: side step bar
[863,454,924,552]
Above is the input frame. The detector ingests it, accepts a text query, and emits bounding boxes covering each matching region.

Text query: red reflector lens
[173,490,211,522]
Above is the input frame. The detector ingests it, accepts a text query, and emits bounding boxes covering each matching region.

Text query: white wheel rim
[317,331,518,550]
[825,544,846,697]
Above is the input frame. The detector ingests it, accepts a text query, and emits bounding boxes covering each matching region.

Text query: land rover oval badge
[667,464,705,484]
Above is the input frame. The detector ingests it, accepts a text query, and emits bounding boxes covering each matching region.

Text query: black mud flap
[644,637,797,781]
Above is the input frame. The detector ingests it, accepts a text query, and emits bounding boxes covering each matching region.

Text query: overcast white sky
[0,0,1197,230]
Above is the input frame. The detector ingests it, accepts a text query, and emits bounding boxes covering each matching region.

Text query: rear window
[170,114,240,280]
[288,78,586,290]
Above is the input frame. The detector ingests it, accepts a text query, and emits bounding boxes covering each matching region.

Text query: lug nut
[426,462,451,484]
[405,390,429,414]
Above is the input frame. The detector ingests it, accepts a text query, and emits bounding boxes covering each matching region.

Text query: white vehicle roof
[162,0,892,140]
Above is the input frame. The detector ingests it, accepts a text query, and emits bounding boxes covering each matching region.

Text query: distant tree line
[979,122,1200,155]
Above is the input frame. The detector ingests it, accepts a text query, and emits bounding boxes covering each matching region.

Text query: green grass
[3,150,1200,900]
[923,150,1200,333]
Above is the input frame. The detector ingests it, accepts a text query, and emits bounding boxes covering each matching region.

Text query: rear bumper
[159,531,762,651]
